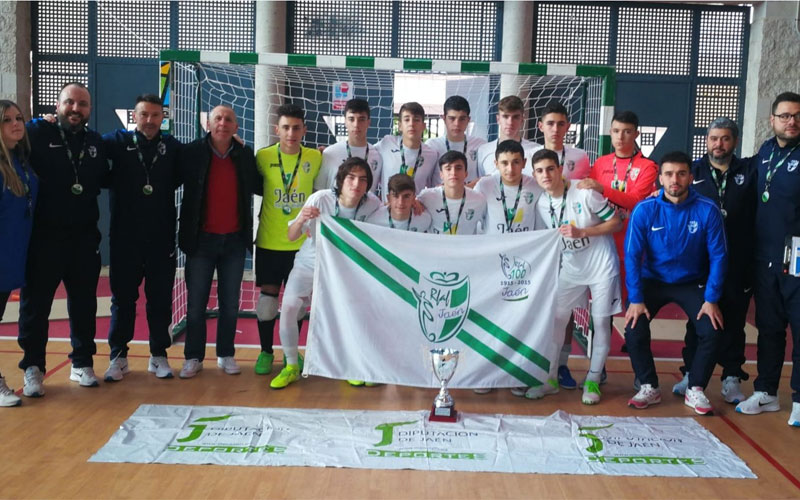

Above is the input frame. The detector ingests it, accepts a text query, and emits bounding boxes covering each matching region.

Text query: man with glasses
[736,92,800,428]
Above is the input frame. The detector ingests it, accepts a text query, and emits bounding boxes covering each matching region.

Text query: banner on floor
[305,216,563,389]
[90,404,755,478]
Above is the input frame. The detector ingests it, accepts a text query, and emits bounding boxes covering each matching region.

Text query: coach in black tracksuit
[102,94,182,381]
[679,118,756,400]
[18,82,109,391]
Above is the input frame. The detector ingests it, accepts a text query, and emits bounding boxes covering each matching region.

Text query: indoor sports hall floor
[0,277,797,499]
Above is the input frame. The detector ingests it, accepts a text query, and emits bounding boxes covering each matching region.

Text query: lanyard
[399,142,424,177]
[445,138,467,154]
[58,125,87,193]
[611,154,635,192]
[334,195,364,219]
[441,189,466,235]
[346,141,369,160]
[132,132,163,193]
[277,148,302,198]
[708,164,728,216]
[388,210,413,230]
[762,143,800,202]
[547,181,568,229]
[500,178,523,232]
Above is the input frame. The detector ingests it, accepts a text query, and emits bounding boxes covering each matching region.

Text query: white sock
[278,295,304,366]
[587,314,611,382]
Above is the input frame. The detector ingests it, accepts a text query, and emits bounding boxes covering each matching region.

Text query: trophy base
[429,405,458,422]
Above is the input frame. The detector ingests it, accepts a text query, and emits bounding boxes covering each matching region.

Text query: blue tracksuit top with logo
[624,187,727,304]
[755,136,800,265]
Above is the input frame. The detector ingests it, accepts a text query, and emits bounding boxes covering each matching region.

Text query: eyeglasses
[772,112,800,123]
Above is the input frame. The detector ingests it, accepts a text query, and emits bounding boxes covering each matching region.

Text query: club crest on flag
[412,271,470,343]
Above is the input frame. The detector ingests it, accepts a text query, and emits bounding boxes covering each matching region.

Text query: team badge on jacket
[788,159,798,172]
[88,145,97,158]
[734,173,744,185]
[687,220,698,234]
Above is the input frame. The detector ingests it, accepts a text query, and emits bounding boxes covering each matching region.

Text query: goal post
[158,50,616,339]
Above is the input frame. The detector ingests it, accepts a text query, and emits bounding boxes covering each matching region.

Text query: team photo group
[0,82,798,428]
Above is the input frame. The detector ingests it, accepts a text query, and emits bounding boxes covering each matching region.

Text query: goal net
[160,51,615,338]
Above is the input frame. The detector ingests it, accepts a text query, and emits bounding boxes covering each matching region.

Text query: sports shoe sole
[685,400,713,415]
[628,397,661,409]
[23,388,44,398]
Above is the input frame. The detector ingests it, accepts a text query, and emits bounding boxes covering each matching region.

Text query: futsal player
[425,95,486,186]
[476,95,542,176]
[253,103,322,376]
[270,157,381,389]
[417,151,487,235]
[314,98,381,193]
[366,173,432,233]
[528,149,622,404]
[375,102,438,200]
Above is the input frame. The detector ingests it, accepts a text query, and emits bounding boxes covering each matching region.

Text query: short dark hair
[443,95,470,115]
[135,93,162,107]
[438,150,467,170]
[277,103,305,122]
[399,102,425,119]
[707,117,739,139]
[658,151,692,173]
[612,110,639,128]
[344,98,370,118]
[540,101,569,120]
[771,92,800,114]
[495,139,525,160]
[498,95,524,113]
[335,157,372,193]
[387,173,416,196]
[531,148,559,167]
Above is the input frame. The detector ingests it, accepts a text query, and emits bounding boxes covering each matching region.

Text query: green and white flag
[305,215,563,389]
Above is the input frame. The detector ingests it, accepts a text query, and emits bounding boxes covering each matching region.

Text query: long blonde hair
[0,100,32,197]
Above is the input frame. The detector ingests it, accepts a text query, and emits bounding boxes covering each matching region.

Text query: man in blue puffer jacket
[623,151,727,415]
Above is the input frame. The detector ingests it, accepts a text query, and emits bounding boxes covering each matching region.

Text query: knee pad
[256,293,279,321]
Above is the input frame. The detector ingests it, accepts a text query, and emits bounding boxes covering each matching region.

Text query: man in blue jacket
[102,94,183,382]
[672,118,755,405]
[624,151,727,415]
[18,82,109,394]
[736,91,800,428]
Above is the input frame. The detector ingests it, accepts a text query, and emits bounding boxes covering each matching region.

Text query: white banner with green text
[305,215,563,389]
[89,405,755,478]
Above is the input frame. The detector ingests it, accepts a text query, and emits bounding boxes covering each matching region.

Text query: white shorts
[283,265,314,301]
[557,275,622,317]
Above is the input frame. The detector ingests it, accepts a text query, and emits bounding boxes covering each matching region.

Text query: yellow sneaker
[270,364,300,389]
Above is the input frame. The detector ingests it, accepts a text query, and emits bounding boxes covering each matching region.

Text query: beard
[57,112,88,132]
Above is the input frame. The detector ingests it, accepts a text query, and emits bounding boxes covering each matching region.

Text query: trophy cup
[429,348,459,422]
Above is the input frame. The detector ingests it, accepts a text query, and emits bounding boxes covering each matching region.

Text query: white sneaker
[23,366,44,397]
[217,356,241,375]
[148,356,174,379]
[510,387,527,397]
[103,356,130,382]
[736,391,780,414]
[685,386,713,415]
[789,402,800,427]
[628,383,661,409]
[179,359,203,379]
[582,381,602,405]
[70,366,99,387]
[524,380,559,400]
[0,377,21,407]
[721,376,745,404]
[472,388,492,394]
[672,372,689,395]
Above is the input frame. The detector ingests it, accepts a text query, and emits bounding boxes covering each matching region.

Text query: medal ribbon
[611,154,635,192]
[58,125,87,188]
[762,142,800,201]
[132,132,163,189]
[345,141,369,160]
[441,189,466,235]
[708,164,728,213]
[445,138,467,154]
[547,181,568,229]
[334,193,365,219]
[277,148,302,203]
[500,177,523,232]
[388,210,413,230]
[399,142,424,177]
